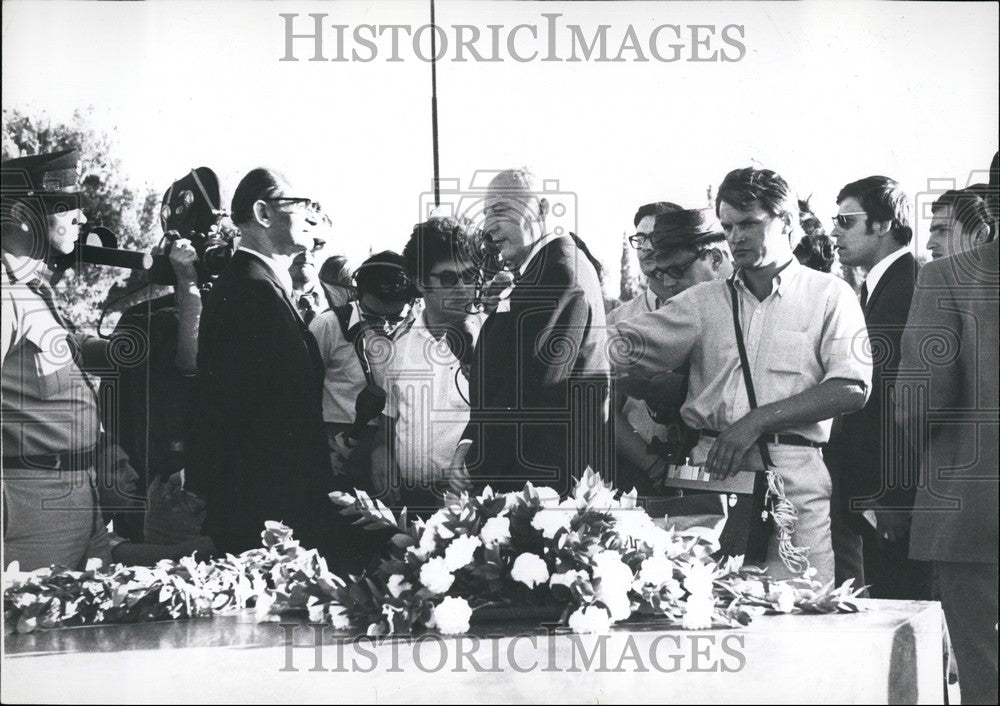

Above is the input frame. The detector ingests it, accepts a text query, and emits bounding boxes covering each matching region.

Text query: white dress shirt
[237,245,294,295]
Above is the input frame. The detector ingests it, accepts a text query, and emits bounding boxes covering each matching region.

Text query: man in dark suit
[185,168,344,561]
[828,175,929,598]
[898,239,998,705]
[452,168,610,494]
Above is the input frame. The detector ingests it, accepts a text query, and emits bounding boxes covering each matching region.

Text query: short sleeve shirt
[383,312,482,484]
[613,259,871,443]
[2,253,99,457]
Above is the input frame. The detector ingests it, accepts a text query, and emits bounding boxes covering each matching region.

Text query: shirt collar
[733,257,801,297]
[864,247,908,297]
[645,288,662,310]
[1,251,49,284]
[517,232,567,276]
[238,245,294,295]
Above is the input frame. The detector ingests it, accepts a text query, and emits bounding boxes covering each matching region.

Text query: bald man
[452,168,611,494]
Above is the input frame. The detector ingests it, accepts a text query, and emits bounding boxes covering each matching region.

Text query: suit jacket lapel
[234,250,306,325]
[866,252,916,314]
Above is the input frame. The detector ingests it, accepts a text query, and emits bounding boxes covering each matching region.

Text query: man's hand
[329,431,355,477]
[447,464,473,494]
[875,509,911,543]
[446,440,473,494]
[169,238,199,285]
[704,410,764,479]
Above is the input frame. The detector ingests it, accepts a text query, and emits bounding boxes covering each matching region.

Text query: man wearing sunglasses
[370,217,483,514]
[624,201,683,312]
[610,207,733,493]
[614,167,871,584]
[186,168,373,569]
[826,176,928,600]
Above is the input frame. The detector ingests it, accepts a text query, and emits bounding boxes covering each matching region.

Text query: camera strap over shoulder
[726,278,774,469]
[726,275,809,574]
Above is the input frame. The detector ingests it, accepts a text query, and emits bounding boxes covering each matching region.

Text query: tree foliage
[2,107,160,333]
[619,231,645,302]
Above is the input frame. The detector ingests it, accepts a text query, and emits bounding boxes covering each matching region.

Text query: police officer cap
[1,149,80,195]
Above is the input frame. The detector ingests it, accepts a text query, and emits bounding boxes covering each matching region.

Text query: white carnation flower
[531,508,574,539]
[568,605,611,635]
[549,569,587,589]
[533,485,561,507]
[502,492,522,510]
[386,574,412,598]
[592,550,635,623]
[432,596,473,635]
[611,507,655,542]
[637,556,676,586]
[328,604,351,630]
[681,562,715,598]
[444,535,482,571]
[681,595,715,630]
[772,584,796,613]
[419,557,455,595]
[480,516,511,548]
[511,552,550,588]
[593,550,634,592]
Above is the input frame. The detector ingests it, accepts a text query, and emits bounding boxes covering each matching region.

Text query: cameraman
[100,170,233,551]
[309,251,417,489]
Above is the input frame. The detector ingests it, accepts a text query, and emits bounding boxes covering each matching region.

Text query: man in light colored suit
[898,237,998,705]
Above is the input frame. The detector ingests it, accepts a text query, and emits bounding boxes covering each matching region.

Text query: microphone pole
[430,0,440,208]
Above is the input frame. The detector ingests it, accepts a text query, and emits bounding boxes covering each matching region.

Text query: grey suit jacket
[899,241,999,563]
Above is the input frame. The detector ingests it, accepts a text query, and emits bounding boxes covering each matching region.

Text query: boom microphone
[78,245,153,271]
[49,225,154,285]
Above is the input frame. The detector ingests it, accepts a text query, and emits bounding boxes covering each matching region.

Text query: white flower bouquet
[309,469,864,635]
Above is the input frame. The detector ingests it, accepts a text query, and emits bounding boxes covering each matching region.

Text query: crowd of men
[1,149,997,703]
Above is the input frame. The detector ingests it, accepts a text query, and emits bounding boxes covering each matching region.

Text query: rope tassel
[765,470,811,574]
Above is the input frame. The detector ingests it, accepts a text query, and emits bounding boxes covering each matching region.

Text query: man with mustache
[614,167,871,583]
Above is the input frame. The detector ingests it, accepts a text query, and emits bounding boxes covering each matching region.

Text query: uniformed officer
[1,149,113,571]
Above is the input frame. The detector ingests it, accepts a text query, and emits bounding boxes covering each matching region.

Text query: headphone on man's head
[352,260,419,302]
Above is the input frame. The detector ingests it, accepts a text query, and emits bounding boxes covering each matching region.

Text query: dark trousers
[828,449,933,599]
[862,526,933,600]
[937,561,999,705]
[828,452,867,592]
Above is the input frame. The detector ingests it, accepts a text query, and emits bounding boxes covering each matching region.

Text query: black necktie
[860,281,869,310]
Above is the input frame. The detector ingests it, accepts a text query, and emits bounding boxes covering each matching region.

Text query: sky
[4,0,999,291]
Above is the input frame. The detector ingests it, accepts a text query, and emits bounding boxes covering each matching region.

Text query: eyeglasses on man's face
[426,266,481,288]
[653,249,707,281]
[628,233,651,249]
[831,211,866,229]
[264,197,322,214]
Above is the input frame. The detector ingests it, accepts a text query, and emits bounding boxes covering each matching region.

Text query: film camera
[149,167,236,287]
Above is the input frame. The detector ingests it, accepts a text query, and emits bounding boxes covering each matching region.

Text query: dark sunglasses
[831,211,866,229]
[426,267,481,288]
[653,249,708,281]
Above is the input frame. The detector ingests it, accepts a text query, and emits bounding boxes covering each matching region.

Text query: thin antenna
[430,0,441,207]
